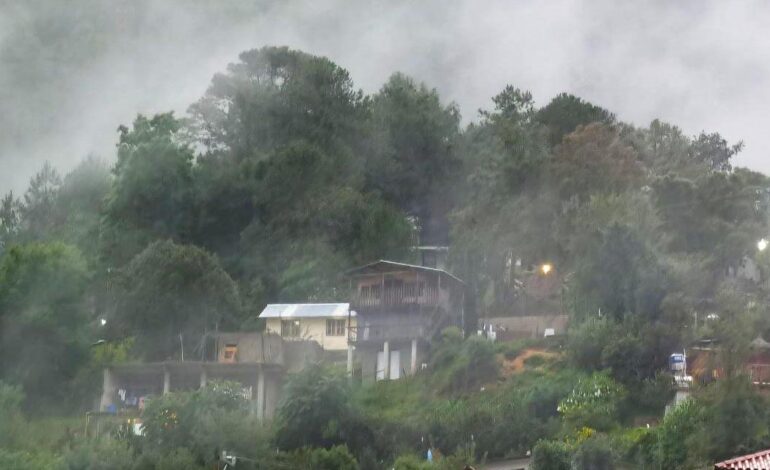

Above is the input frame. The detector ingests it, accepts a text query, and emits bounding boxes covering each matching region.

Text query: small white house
[259,303,356,352]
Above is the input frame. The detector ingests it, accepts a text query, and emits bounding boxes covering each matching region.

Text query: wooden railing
[352,285,440,309]
[348,323,427,343]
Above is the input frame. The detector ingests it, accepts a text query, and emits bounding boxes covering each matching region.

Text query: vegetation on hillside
[1,45,770,468]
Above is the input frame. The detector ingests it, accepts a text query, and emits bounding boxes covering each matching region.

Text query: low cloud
[1,0,767,192]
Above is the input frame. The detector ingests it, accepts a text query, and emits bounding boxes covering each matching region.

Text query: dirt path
[499,348,558,377]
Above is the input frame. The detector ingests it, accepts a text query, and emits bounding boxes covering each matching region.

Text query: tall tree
[535,93,615,147]
[0,242,89,410]
[367,73,461,244]
[189,46,366,159]
[101,113,194,267]
[113,240,241,360]
[20,162,61,240]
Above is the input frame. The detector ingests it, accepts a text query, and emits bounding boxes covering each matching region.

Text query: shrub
[393,454,431,470]
[0,449,57,470]
[567,317,613,371]
[653,398,703,469]
[531,440,571,470]
[523,354,546,368]
[0,381,25,448]
[274,363,374,456]
[285,445,359,470]
[572,435,615,470]
[431,335,498,395]
[558,372,625,431]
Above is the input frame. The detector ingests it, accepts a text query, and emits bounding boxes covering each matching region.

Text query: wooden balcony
[351,285,440,312]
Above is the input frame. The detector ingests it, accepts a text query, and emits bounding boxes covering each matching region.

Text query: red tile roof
[715,449,770,469]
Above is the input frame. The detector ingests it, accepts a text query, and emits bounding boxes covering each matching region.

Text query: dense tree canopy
[0,45,768,469]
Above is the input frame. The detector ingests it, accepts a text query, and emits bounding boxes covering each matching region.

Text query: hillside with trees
[1,46,770,469]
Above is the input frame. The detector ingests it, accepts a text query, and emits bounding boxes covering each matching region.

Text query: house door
[376,351,384,380]
[376,350,401,380]
[390,350,400,379]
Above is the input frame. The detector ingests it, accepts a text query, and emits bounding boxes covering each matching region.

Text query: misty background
[1,0,768,192]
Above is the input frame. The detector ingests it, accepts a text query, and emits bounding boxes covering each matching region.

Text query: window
[223,344,237,362]
[281,319,301,337]
[326,319,346,336]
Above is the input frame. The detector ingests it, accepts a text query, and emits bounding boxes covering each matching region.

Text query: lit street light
[759,239,768,252]
[540,263,553,275]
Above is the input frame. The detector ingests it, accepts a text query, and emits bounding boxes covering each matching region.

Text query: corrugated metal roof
[715,449,770,469]
[258,303,352,319]
[345,260,465,285]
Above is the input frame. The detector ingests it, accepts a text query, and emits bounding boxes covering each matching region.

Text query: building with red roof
[715,449,770,469]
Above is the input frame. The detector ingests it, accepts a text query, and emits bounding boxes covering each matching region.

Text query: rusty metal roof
[715,449,770,469]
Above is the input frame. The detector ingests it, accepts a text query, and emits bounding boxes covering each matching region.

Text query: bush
[431,334,498,395]
[284,445,359,470]
[140,381,267,467]
[59,439,134,470]
[274,363,373,456]
[558,372,625,431]
[571,436,615,470]
[393,454,431,470]
[531,440,571,470]
[568,318,612,371]
[523,354,546,368]
[0,449,57,470]
[495,339,532,359]
[0,381,25,448]
[653,398,703,469]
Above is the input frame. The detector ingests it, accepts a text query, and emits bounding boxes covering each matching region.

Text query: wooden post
[347,345,354,381]
[411,339,418,375]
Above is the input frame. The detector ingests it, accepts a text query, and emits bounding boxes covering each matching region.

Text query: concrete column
[347,345,354,379]
[411,339,418,375]
[162,368,170,395]
[383,341,390,380]
[100,368,116,411]
[199,368,207,389]
[256,369,266,422]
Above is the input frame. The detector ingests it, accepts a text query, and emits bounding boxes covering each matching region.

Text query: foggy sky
[1,0,768,193]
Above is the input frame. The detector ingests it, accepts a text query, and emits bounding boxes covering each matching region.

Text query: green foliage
[430,330,498,395]
[0,242,89,410]
[571,435,616,470]
[140,381,265,467]
[393,454,432,470]
[113,240,240,360]
[0,381,25,448]
[367,72,461,242]
[274,364,371,452]
[653,399,703,469]
[3,43,770,469]
[531,440,571,470]
[283,445,359,470]
[696,376,769,462]
[535,93,615,147]
[0,449,57,470]
[558,372,625,431]
[101,113,194,266]
[550,123,642,202]
[567,317,613,370]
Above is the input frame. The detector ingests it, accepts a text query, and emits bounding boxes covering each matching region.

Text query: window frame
[325,318,346,336]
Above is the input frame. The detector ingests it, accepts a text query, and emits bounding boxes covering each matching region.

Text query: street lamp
[759,239,768,252]
[540,263,553,275]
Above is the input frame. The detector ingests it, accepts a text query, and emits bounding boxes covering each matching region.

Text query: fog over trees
[1,11,770,470]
